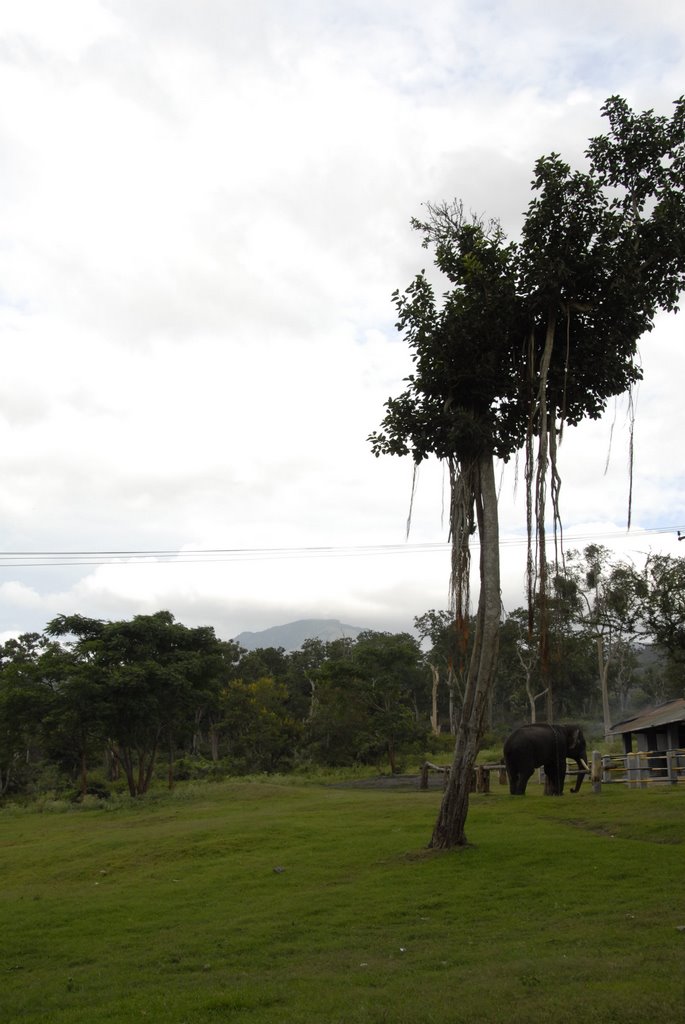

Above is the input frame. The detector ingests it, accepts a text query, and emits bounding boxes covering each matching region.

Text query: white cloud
[0,1,683,640]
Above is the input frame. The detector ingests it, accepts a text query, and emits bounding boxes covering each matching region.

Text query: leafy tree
[307,631,427,771]
[235,646,289,683]
[556,546,642,737]
[606,637,640,714]
[191,638,243,761]
[494,610,548,724]
[37,642,111,796]
[493,606,597,724]
[414,609,469,734]
[215,676,301,772]
[629,553,685,696]
[371,96,685,847]
[46,611,228,795]
[283,638,332,721]
[0,634,52,795]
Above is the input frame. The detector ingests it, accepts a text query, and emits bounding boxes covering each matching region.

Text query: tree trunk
[106,742,121,781]
[80,750,88,797]
[191,706,204,756]
[597,636,612,742]
[210,723,220,762]
[141,734,160,794]
[428,662,441,735]
[167,732,175,789]
[531,313,557,725]
[120,747,138,797]
[387,737,397,774]
[429,452,501,849]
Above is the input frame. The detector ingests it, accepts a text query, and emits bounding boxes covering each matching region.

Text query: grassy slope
[1,780,684,1024]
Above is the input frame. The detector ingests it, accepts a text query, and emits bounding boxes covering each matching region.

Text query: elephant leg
[543,760,566,795]
[507,764,533,795]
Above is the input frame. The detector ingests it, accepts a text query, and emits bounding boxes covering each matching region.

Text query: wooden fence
[421,749,685,793]
[590,748,685,790]
[419,761,507,792]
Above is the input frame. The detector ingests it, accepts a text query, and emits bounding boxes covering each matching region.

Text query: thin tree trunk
[142,734,159,794]
[529,312,557,724]
[120,747,137,797]
[428,662,441,735]
[387,737,397,774]
[597,636,612,742]
[430,452,501,849]
[167,732,175,789]
[80,750,88,796]
[210,723,220,762]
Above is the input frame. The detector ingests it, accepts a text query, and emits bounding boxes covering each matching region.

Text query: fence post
[666,750,678,785]
[591,751,602,794]
[420,762,429,790]
[626,752,647,789]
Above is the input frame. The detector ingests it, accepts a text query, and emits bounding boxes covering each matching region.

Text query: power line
[0,525,680,569]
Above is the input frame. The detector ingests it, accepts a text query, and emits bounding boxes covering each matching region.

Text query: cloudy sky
[0,0,683,643]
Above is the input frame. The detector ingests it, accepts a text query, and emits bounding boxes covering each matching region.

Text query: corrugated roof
[610,698,685,735]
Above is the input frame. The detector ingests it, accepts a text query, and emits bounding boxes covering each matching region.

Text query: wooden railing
[591,748,685,790]
[420,749,685,793]
[419,761,507,792]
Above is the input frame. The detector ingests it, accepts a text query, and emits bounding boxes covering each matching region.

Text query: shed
[611,698,685,755]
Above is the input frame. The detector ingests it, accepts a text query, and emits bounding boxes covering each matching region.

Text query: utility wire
[0,526,680,569]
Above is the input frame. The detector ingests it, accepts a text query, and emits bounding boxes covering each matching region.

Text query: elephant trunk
[570,758,589,793]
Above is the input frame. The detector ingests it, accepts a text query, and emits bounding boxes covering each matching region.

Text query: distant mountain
[234,618,366,652]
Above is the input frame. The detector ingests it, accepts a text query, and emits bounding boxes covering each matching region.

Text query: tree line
[1,550,682,801]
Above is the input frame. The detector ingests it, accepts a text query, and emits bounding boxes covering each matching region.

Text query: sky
[0,0,683,644]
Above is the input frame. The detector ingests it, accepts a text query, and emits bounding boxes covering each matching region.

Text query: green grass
[2,779,684,1023]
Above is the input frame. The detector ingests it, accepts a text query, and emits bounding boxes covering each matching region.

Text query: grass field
[2,777,684,1023]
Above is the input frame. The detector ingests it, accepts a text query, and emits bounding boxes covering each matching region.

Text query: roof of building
[610,698,685,736]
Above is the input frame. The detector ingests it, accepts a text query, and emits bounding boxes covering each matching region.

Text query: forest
[1,546,682,802]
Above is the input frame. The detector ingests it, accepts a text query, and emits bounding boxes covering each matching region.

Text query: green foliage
[306,631,429,772]
[44,611,233,796]
[0,617,438,800]
[371,97,685,470]
[633,554,685,689]
[1,781,684,1023]
[216,675,301,772]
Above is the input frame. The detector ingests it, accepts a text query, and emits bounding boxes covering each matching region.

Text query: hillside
[233,618,366,652]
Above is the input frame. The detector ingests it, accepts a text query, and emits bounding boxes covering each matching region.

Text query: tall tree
[0,634,52,795]
[370,96,685,848]
[629,553,685,696]
[307,631,426,771]
[414,609,471,734]
[46,611,228,795]
[556,546,641,739]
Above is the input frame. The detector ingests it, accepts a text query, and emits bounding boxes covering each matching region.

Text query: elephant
[503,723,589,795]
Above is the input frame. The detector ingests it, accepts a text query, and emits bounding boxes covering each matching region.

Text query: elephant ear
[568,727,581,751]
